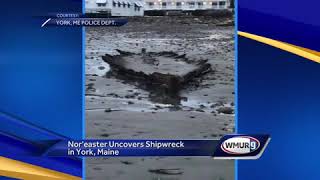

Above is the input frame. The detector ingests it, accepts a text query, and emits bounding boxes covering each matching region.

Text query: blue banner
[38,135,271,158]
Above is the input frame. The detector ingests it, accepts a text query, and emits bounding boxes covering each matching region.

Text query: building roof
[96,0,107,3]
[134,2,143,6]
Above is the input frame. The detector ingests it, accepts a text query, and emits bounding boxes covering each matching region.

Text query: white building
[144,0,229,11]
[85,0,144,16]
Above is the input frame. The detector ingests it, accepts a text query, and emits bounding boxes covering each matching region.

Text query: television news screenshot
[1,0,319,180]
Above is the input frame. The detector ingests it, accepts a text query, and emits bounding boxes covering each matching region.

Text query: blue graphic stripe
[239,7,320,52]
[238,36,320,179]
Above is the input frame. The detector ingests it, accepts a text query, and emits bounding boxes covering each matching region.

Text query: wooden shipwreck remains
[102,49,211,94]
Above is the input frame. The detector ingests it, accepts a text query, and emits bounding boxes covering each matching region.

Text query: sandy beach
[86,16,235,180]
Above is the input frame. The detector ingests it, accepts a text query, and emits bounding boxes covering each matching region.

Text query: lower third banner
[41,134,270,159]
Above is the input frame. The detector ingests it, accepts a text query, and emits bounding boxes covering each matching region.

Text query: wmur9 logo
[221,136,260,155]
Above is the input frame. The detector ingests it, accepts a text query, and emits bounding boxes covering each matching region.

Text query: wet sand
[86,16,235,180]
